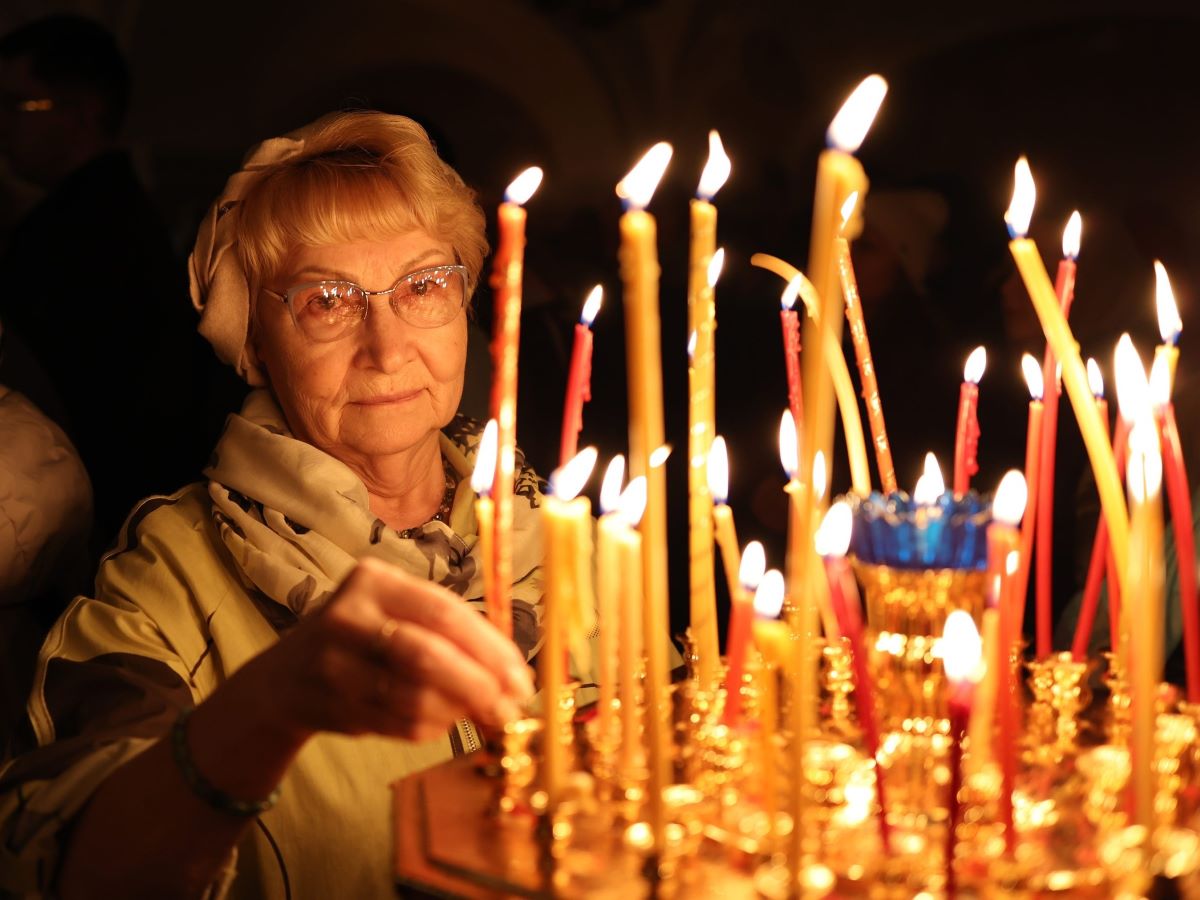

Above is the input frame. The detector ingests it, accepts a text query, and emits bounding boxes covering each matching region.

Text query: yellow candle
[470,419,500,631]
[1154,260,1182,389]
[966,608,1000,771]
[540,447,596,810]
[616,477,648,775]
[752,570,788,842]
[616,144,674,850]
[1127,413,1165,829]
[707,435,742,608]
[1005,158,1129,599]
[752,253,871,498]
[594,456,626,745]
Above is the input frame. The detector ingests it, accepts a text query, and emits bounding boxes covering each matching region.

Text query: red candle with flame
[722,540,766,726]
[953,346,986,495]
[559,285,603,466]
[942,610,984,895]
[1015,354,1043,643]
[780,277,804,436]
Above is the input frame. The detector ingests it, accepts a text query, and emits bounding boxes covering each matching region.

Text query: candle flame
[840,192,860,231]
[1021,353,1044,401]
[1006,550,1020,577]
[687,330,697,362]
[1155,260,1182,345]
[813,450,828,501]
[964,346,987,384]
[992,470,1028,527]
[913,452,945,504]
[781,276,802,311]
[753,569,785,619]
[618,476,648,527]
[1087,358,1105,399]
[616,142,673,210]
[779,409,798,480]
[1149,353,1172,410]
[470,419,499,495]
[1062,211,1082,260]
[580,285,603,326]
[707,435,729,504]
[504,167,544,205]
[649,444,672,468]
[1114,333,1150,424]
[941,610,984,684]
[1127,415,1163,502]
[738,540,767,591]
[814,500,853,558]
[696,130,731,200]
[826,74,888,153]
[550,446,597,501]
[599,454,626,515]
[707,247,726,288]
[1005,157,1036,239]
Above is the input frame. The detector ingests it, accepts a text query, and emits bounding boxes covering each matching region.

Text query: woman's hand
[239,557,535,745]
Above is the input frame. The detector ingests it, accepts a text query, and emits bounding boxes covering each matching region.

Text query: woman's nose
[358,296,413,371]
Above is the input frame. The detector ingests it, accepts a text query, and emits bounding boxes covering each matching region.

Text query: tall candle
[594,455,626,744]
[1126,412,1165,830]
[942,610,984,897]
[751,570,787,842]
[616,477,647,774]
[471,420,500,632]
[559,286,602,467]
[837,191,897,493]
[688,133,730,690]
[780,278,805,441]
[966,608,1001,770]
[541,447,597,809]
[616,143,673,851]
[1005,158,1129,604]
[989,470,1028,855]
[489,166,543,640]
[953,346,986,496]
[1015,355,1043,644]
[708,436,743,609]
[722,541,767,726]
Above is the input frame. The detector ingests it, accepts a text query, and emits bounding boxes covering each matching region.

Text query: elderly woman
[0,112,549,899]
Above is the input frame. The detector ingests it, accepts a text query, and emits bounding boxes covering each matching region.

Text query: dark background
[4,0,1199,638]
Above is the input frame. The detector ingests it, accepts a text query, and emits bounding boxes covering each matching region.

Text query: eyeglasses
[264,264,469,342]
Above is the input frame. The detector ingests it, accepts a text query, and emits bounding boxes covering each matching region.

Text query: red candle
[559,285,602,467]
[722,541,766,726]
[988,470,1027,855]
[488,167,543,639]
[953,346,986,495]
[1014,354,1044,643]
[780,278,804,437]
[942,610,983,896]
[1033,213,1080,657]
[816,501,891,853]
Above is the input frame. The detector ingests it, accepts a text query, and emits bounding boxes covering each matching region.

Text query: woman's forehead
[282,231,454,282]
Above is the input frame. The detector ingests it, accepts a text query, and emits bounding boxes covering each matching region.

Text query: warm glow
[941,610,984,684]
[814,501,853,558]
[781,276,802,311]
[1062,211,1082,260]
[470,419,498,495]
[707,247,726,289]
[1006,550,1020,577]
[1149,353,1172,409]
[1021,353,1044,401]
[753,569,785,618]
[707,436,730,504]
[992,470,1028,527]
[550,446,598,501]
[813,451,828,501]
[504,167,544,205]
[581,285,603,326]
[1005,157,1036,238]
[826,74,888,153]
[599,454,626,515]
[779,410,798,480]
[1114,334,1149,424]
[1087,358,1105,399]
[616,142,673,210]
[964,346,987,384]
[696,130,731,200]
[840,192,860,231]
[650,444,672,469]
[1127,415,1164,502]
[618,476,648,527]
[1155,260,1182,345]
[738,540,767,590]
[687,330,697,362]
[914,452,945,504]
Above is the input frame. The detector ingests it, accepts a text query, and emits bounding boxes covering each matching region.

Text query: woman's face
[253,230,468,467]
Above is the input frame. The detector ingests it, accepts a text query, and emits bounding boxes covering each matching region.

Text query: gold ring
[373,618,400,659]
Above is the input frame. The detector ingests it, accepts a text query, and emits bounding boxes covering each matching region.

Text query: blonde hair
[235,111,488,300]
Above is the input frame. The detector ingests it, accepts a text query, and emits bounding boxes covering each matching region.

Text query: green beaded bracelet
[171,706,281,817]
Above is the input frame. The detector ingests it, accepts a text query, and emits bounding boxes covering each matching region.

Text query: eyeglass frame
[262,263,471,340]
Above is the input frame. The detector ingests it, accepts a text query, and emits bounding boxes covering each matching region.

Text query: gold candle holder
[499,716,544,814]
[1102,650,1132,746]
[821,639,857,739]
[1154,711,1198,830]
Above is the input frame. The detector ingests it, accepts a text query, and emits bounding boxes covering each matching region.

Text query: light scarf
[203,390,546,657]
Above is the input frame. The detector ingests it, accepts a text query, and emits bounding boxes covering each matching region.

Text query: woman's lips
[353,390,423,405]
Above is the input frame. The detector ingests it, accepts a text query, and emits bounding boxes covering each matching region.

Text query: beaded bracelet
[171,706,281,818]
